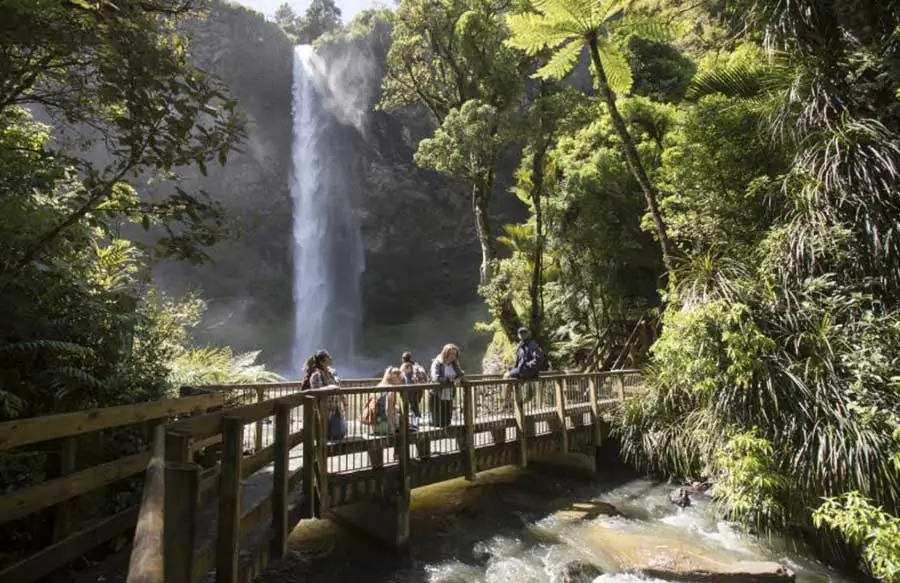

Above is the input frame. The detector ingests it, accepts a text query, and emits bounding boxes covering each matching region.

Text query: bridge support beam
[327,474,411,550]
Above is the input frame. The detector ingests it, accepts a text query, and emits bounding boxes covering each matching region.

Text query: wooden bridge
[0,370,642,583]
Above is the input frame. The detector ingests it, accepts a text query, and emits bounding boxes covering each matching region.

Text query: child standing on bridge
[429,343,463,428]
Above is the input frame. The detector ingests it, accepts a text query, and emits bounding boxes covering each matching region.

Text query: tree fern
[506,0,676,272]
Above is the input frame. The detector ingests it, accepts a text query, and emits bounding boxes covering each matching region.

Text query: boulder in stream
[561,559,604,583]
[584,525,795,583]
[668,487,692,508]
[553,500,621,521]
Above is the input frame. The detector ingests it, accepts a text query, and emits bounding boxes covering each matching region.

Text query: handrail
[168,369,642,438]
[126,425,166,583]
[124,369,645,583]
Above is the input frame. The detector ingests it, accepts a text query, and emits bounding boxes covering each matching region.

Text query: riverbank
[256,465,856,583]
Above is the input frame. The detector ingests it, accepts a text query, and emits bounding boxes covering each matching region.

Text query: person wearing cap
[399,351,427,421]
[501,327,544,409]
[307,349,347,440]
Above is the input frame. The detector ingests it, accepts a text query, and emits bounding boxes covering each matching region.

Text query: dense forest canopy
[313,0,900,578]
[1,0,899,579]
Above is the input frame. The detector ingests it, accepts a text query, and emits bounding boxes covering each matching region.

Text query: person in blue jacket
[501,327,544,409]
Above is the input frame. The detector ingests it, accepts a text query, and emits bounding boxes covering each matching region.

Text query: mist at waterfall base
[290,44,369,378]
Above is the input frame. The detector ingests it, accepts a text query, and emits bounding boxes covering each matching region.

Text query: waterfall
[290,45,365,376]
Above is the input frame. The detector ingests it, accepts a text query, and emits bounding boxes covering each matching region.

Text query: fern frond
[591,0,629,28]
[0,340,94,360]
[532,0,594,33]
[505,13,575,54]
[687,63,788,100]
[618,12,670,42]
[534,39,584,80]
[36,366,103,389]
[597,39,633,93]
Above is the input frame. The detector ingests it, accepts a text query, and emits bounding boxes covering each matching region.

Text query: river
[260,466,858,583]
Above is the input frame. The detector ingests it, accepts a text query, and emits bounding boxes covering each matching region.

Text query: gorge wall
[154,1,525,372]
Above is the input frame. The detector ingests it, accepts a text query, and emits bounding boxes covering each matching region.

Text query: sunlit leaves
[814,492,900,583]
[534,40,583,80]
[596,39,633,93]
[414,100,501,180]
[505,13,574,54]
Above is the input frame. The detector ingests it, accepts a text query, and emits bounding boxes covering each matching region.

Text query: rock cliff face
[155,2,525,370]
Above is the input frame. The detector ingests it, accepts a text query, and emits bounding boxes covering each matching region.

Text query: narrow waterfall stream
[290,44,365,374]
[262,467,857,583]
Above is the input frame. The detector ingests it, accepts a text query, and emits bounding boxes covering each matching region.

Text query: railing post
[397,390,410,490]
[397,389,411,545]
[51,435,77,581]
[164,431,198,583]
[128,425,166,583]
[555,379,569,454]
[587,376,603,450]
[302,395,316,519]
[271,404,291,559]
[463,381,476,481]
[254,387,265,452]
[615,373,626,401]
[513,381,527,468]
[315,397,330,513]
[217,417,243,583]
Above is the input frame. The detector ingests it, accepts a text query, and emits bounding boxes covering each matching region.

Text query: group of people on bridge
[300,327,545,442]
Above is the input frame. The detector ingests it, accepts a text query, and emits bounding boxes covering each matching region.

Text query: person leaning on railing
[399,351,427,422]
[429,343,464,427]
[308,349,347,441]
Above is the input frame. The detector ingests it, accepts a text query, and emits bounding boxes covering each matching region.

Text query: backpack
[361,393,383,425]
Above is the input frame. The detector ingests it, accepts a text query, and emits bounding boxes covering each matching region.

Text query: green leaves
[534,40,583,80]
[596,39,633,93]
[414,100,501,180]
[505,12,576,54]
[814,492,900,583]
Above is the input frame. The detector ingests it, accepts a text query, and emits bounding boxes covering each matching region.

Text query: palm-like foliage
[168,347,284,387]
[505,0,675,273]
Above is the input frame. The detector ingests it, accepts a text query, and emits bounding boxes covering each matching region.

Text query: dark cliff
[155,2,525,370]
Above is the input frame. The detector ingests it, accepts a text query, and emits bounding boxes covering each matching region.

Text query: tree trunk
[472,171,520,343]
[471,175,495,286]
[529,145,547,336]
[587,34,674,275]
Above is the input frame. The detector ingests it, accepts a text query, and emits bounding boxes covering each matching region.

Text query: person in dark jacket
[501,327,544,409]
[399,351,427,421]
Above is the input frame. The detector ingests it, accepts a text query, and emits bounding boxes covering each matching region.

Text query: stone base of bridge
[326,478,411,550]
[528,448,598,479]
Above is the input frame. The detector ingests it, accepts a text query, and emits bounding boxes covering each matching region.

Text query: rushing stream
[262,467,856,583]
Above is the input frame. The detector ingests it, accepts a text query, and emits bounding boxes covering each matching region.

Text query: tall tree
[0,0,245,269]
[381,0,525,340]
[297,0,343,43]
[505,0,675,274]
[274,2,301,38]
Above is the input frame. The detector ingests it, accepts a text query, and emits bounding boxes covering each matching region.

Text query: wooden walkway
[0,370,643,583]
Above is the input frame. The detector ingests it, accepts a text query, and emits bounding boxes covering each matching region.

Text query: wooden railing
[134,370,642,583]
[0,392,224,583]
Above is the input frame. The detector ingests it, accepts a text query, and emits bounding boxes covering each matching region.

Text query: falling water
[290,45,365,375]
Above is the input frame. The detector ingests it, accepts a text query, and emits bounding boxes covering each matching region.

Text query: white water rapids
[275,472,855,583]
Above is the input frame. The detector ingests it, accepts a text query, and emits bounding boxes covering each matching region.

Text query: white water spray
[290,45,365,375]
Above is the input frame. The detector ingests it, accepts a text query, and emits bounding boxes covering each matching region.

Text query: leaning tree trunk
[472,170,521,343]
[587,34,674,275]
[529,144,547,337]
[472,175,496,287]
